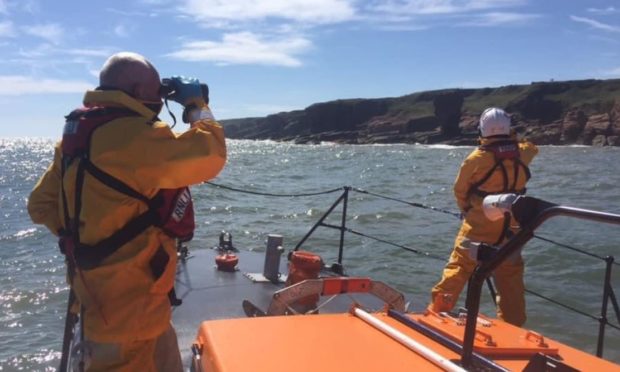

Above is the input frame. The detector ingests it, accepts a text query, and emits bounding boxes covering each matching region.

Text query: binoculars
[160,78,209,105]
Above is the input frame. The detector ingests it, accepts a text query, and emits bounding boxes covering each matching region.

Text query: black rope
[351,187,619,268]
[524,288,620,331]
[205,182,343,197]
[343,227,446,261]
[206,183,616,266]
[533,234,620,267]
[525,288,594,319]
[351,187,462,218]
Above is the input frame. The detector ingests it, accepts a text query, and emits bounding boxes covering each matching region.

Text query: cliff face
[221,79,620,146]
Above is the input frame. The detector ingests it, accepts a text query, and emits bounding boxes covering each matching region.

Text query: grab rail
[461,197,620,367]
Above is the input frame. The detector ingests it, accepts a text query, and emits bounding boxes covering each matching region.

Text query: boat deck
[172,248,284,364]
[173,248,400,367]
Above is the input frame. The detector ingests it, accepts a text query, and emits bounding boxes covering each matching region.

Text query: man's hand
[163,76,206,108]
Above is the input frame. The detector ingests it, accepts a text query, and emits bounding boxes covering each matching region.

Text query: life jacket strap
[73,209,158,270]
[82,159,151,205]
[59,105,194,275]
[468,140,531,198]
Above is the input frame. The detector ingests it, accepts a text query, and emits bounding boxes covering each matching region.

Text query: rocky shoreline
[221,79,620,146]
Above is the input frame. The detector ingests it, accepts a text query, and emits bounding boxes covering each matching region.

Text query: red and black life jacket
[59,106,195,271]
[468,139,531,198]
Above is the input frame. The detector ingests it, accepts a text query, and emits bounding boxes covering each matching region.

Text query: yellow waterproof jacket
[454,136,537,243]
[28,90,226,342]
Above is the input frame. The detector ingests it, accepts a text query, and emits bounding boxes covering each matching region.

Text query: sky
[0,0,619,137]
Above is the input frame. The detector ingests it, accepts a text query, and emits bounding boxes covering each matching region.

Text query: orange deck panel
[195,313,461,372]
[194,312,620,372]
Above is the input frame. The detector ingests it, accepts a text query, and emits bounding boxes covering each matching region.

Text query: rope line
[533,234,620,267]
[351,187,461,218]
[344,227,446,261]
[524,289,620,332]
[204,182,615,265]
[206,182,343,197]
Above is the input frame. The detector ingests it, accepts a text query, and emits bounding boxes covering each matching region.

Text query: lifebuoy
[267,277,405,315]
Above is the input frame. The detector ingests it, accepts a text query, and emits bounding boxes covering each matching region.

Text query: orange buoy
[215,253,239,272]
[286,251,323,309]
[286,251,322,283]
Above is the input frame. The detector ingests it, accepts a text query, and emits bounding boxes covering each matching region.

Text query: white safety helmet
[479,107,511,137]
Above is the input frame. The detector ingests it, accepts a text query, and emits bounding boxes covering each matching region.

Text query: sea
[1,137,619,370]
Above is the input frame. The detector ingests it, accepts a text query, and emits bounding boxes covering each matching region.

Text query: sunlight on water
[1,138,620,369]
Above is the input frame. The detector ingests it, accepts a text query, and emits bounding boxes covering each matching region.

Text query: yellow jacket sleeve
[518,140,538,165]
[91,118,227,191]
[27,143,63,235]
[453,150,480,213]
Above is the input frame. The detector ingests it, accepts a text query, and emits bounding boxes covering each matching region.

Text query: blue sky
[0,0,619,137]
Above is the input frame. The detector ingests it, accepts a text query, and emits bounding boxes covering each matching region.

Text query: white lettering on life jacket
[172,189,191,222]
[498,144,516,154]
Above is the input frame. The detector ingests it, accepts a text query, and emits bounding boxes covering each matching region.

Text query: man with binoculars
[28,52,227,371]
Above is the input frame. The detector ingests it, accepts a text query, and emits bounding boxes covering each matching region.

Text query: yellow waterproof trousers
[81,324,182,372]
[430,239,526,326]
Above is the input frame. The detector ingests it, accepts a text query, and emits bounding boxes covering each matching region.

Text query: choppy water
[1,138,619,370]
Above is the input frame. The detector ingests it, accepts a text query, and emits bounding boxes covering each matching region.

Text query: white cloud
[458,11,540,26]
[64,48,114,57]
[570,15,620,33]
[22,23,65,44]
[20,0,40,14]
[17,43,53,58]
[0,75,93,95]
[15,45,113,59]
[365,0,538,28]
[141,0,171,4]
[378,24,429,31]
[588,35,620,44]
[114,24,129,37]
[167,32,312,67]
[106,8,158,17]
[370,0,458,15]
[181,0,357,25]
[369,0,525,16]
[0,21,15,37]
[587,6,618,15]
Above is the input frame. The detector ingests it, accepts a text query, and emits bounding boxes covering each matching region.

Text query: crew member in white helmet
[429,107,538,326]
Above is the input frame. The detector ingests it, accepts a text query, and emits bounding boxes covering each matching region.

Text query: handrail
[460,197,620,367]
[204,183,620,360]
